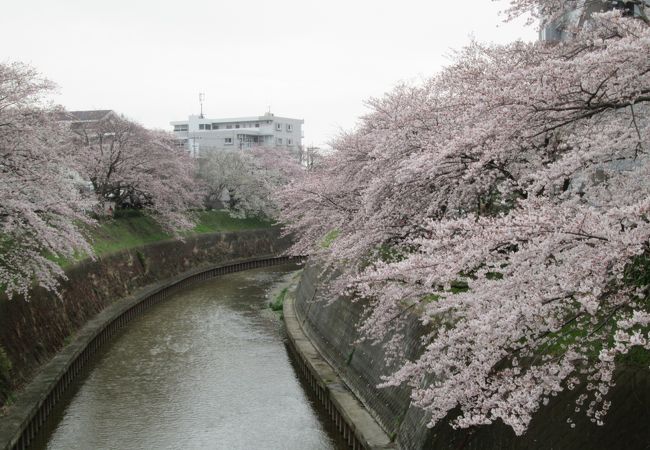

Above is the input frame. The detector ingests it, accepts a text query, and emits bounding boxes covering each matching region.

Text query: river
[31,264,346,450]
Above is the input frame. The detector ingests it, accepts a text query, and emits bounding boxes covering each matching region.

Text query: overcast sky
[1,0,535,147]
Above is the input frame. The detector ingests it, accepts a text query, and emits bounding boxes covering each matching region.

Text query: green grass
[320,229,340,249]
[269,287,288,312]
[449,280,470,294]
[346,347,356,366]
[90,210,272,256]
[52,210,272,266]
[190,210,272,234]
[88,213,171,256]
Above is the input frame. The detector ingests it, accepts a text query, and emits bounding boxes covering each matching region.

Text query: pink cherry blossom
[277,8,650,434]
[0,62,95,299]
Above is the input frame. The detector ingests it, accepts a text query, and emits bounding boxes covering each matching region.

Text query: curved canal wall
[0,228,290,407]
[292,262,650,450]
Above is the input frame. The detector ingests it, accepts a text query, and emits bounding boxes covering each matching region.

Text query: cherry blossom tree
[278,7,650,435]
[296,145,323,170]
[0,62,94,299]
[199,146,303,219]
[503,0,648,25]
[71,115,202,232]
[198,149,250,210]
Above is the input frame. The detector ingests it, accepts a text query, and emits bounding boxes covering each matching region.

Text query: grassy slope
[72,210,272,262]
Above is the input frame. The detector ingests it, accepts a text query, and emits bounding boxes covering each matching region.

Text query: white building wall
[171,112,303,157]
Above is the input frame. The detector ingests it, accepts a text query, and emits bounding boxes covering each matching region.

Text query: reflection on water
[35,265,344,450]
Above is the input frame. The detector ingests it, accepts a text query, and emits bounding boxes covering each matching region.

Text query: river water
[32,265,346,450]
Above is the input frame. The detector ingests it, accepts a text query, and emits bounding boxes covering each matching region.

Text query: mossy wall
[0,229,290,407]
[295,263,650,450]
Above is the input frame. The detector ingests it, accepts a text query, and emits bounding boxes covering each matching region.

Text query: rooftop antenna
[199,93,205,118]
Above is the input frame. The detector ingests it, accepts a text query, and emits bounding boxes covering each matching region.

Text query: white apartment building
[170,112,304,157]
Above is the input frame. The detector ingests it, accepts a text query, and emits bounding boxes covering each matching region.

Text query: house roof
[63,110,115,122]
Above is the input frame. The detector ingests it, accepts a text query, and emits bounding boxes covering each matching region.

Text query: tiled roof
[64,110,114,122]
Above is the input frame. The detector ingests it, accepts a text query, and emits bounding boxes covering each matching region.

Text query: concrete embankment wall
[284,287,394,450]
[294,263,650,450]
[0,228,290,406]
[293,264,432,449]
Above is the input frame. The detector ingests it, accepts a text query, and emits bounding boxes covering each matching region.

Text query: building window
[225,137,233,144]
[173,124,188,132]
[205,124,212,130]
[255,123,259,128]
[212,124,220,129]
[199,124,205,130]
[226,124,232,129]
[277,138,283,145]
[235,124,240,128]
[286,124,293,132]
[275,123,282,131]
[287,138,292,145]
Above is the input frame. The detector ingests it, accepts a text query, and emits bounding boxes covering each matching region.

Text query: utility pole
[199,93,205,119]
